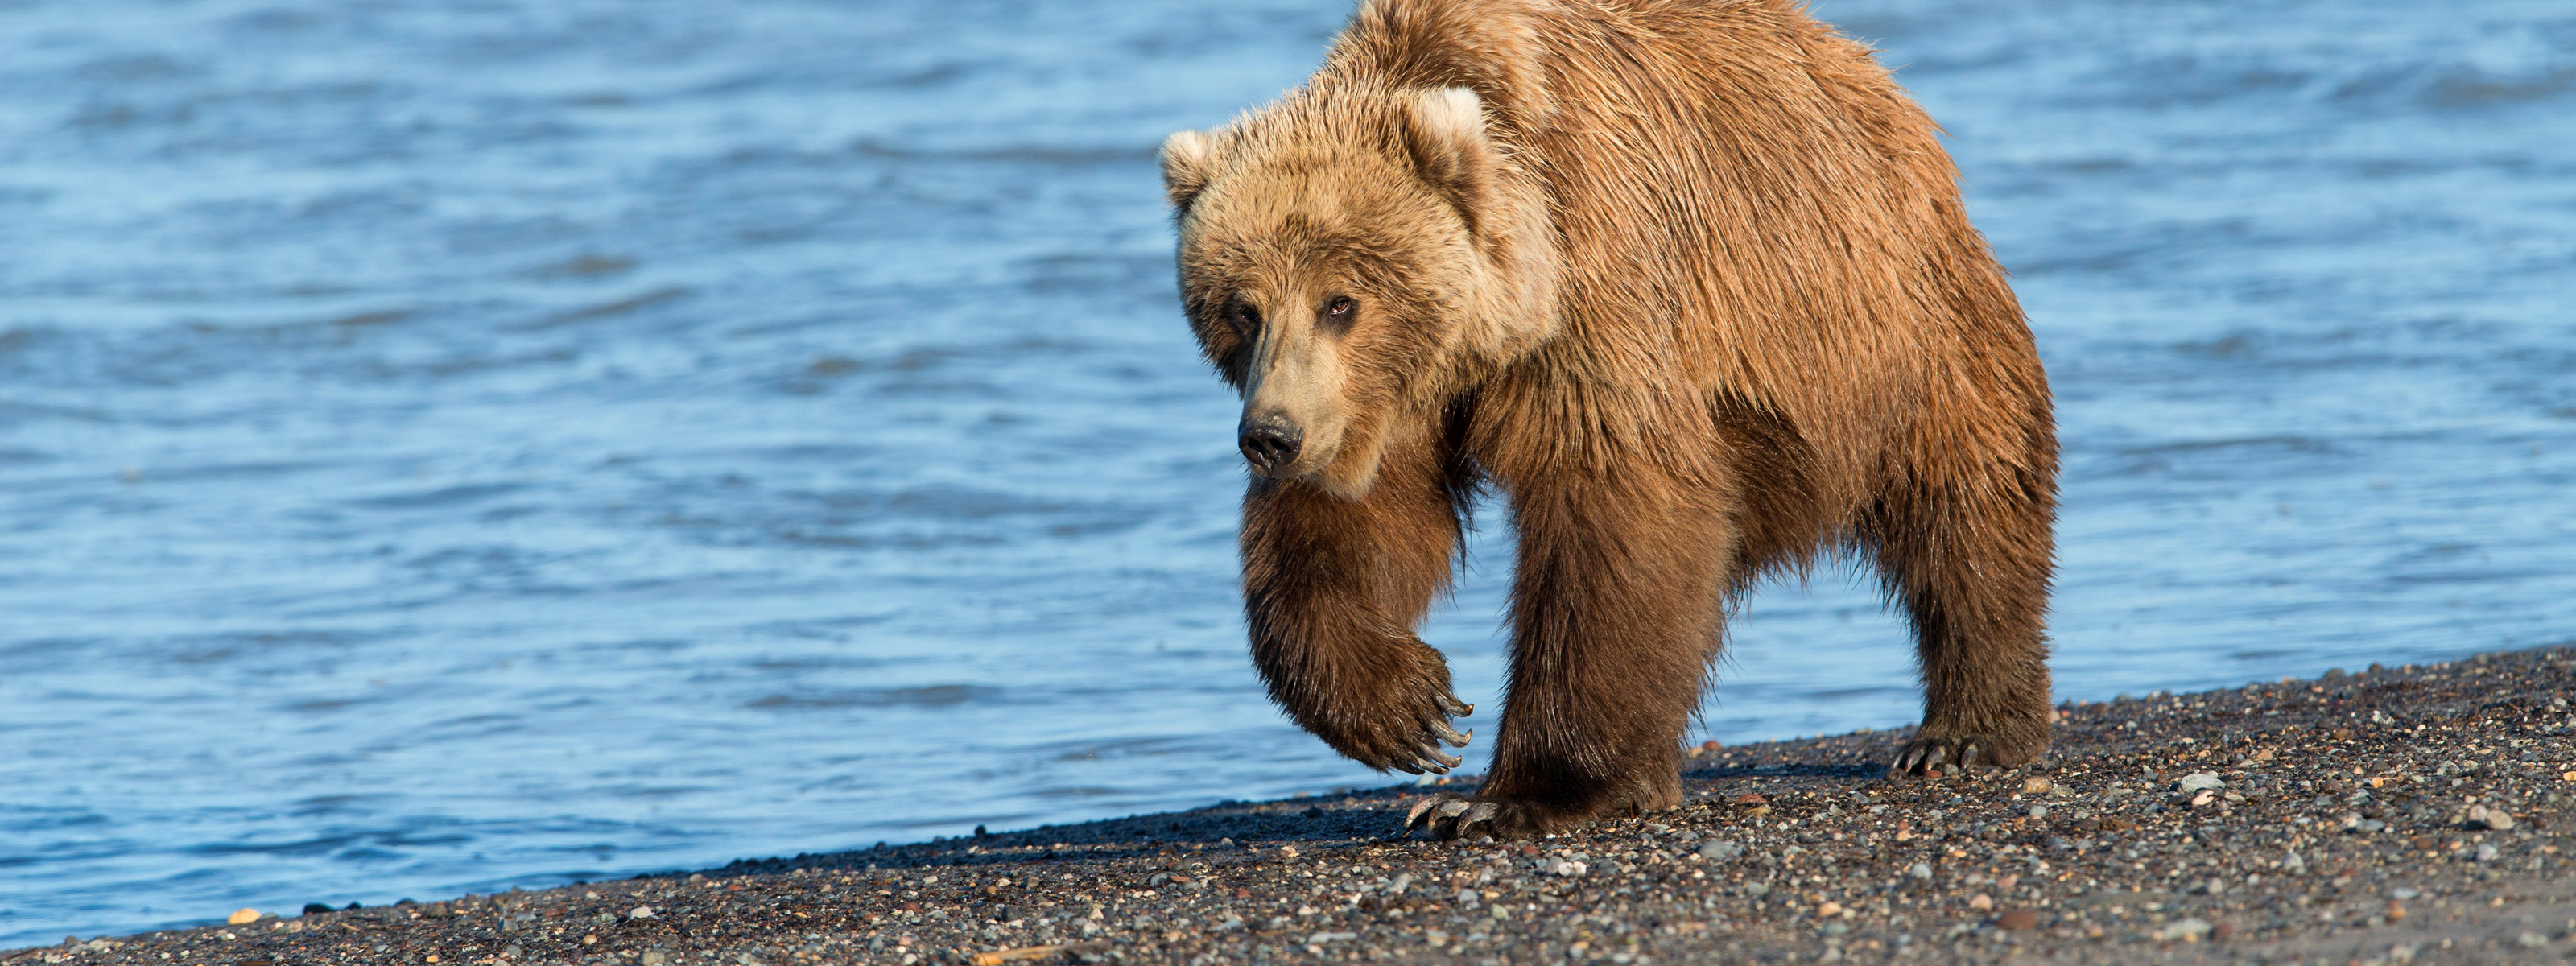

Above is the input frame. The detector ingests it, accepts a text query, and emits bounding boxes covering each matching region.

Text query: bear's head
[1162,84,1558,498]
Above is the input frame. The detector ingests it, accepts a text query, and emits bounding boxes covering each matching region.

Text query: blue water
[2,0,2570,947]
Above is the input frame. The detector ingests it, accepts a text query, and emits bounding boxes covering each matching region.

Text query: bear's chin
[1305,427,1397,502]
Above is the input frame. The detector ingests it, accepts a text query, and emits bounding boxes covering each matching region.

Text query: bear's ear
[1400,86,1496,238]
[1160,129,1222,212]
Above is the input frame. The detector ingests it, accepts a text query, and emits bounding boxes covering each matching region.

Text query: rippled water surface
[4,0,2572,945]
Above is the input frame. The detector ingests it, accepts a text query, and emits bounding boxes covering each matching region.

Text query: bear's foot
[1886,729,2045,778]
[1345,692,1475,777]
[1402,771,1678,840]
[1402,792,1539,840]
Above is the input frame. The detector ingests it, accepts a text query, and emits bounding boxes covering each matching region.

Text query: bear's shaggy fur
[1162,0,2058,838]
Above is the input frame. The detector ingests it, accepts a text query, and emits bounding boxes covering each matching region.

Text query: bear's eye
[1318,295,1356,334]
[1227,301,1261,334]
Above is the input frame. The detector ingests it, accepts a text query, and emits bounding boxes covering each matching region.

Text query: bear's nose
[1236,414,1304,474]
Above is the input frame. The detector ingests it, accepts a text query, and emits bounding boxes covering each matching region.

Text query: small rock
[2391,887,2420,900]
[2028,804,2048,820]
[2177,773,2225,793]
[1697,840,1744,861]
[1967,894,1992,911]
[1996,909,2038,931]
[2465,805,2516,831]
[2283,852,2307,876]
[1455,887,1478,905]
[640,953,667,966]
[1741,882,1771,898]
[2519,931,2549,947]
[226,910,260,926]
[1816,902,1843,918]
[2189,790,2215,807]
[2158,919,2213,943]
[630,906,655,919]
[2475,843,2500,862]
[1908,861,1934,881]
[2021,777,2052,795]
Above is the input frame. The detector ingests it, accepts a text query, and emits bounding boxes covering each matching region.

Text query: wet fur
[1167,0,2058,837]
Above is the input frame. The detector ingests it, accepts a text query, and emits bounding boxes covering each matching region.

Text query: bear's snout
[1236,413,1304,475]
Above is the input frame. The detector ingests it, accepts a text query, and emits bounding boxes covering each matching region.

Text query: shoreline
[12,645,2574,965]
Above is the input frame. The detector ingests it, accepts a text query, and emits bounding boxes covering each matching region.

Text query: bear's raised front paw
[1402,792,1544,840]
[1887,733,2038,778]
[1320,684,1474,777]
[1381,691,1475,776]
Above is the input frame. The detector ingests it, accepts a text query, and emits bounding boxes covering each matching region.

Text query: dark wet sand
[14,646,2575,966]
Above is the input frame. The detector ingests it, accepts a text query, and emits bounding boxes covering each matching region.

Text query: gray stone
[2177,773,2225,794]
[1698,840,1744,861]
[2158,919,2213,942]
[1908,862,1934,881]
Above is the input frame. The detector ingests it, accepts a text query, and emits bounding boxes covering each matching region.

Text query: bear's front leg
[1410,471,1736,840]
[1241,428,1476,774]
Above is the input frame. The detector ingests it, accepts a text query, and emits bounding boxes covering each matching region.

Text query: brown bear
[1160,0,2058,839]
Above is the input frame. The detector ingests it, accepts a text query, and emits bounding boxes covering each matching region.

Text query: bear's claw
[1403,792,1511,840]
[1887,735,1995,778]
[1382,696,1474,775]
[1431,719,1472,749]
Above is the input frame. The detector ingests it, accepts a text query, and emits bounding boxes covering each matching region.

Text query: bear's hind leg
[1873,448,2058,777]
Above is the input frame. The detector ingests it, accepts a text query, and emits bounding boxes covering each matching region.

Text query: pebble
[2021,777,2052,795]
[2158,919,2214,942]
[2475,843,2500,862]
[1967,894,1992,911]
[1696,840,1744,861]
[2177,772,2225,793]
[630,906,655,919]
[1996,909,2038,931]
[1907,861,1933,881]
[226,910,260,926]
[2466,804,2516,830]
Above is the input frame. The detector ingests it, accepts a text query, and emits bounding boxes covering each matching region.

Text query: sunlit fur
[1165,0,2059,838]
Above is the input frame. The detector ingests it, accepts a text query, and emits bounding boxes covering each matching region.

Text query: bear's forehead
[1184,153,1437,272]
[1208,151,1412,229]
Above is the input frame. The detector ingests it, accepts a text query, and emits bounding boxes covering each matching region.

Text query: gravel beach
[15,646,2574,966]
